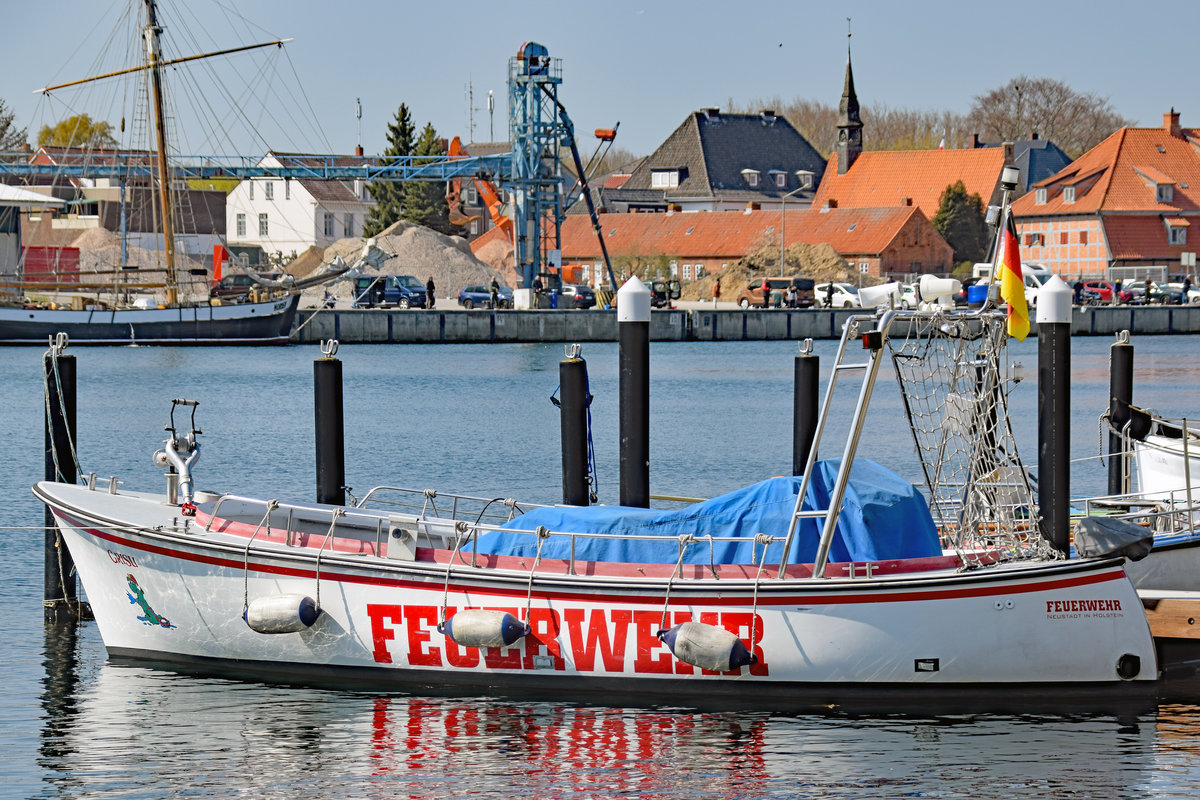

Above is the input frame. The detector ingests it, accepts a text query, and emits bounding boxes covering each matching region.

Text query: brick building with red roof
[813,147,1013,222]
[537,206,951,284]
[809,50,1017,228]
[1011,111,1200,278]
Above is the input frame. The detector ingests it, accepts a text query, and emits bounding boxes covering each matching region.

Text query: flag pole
[983,165,1022,312]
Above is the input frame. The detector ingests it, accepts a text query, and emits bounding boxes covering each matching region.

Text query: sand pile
[473,237,518,287]
[681,243,868,302]
[299,220,502,307]
[70,227,210,301]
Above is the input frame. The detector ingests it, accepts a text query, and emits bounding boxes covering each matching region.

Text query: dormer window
[797,170,815,190]
[651,169,680,189]
[1166,217,1189,245]
[769,169,786,188]
[1063,186,1076,203]
[1157,184,1174,203]
[1035,187,1047,204]
[741,168,760,188]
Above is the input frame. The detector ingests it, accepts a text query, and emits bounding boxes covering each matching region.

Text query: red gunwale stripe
[59,511,1128,607]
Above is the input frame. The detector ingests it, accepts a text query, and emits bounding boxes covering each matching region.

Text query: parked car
[814,282,861,309]
[458,284,513,309]
[643,279,682,309]
[899,283,918,309]
[352,274,427,309]
[736,277,815,309]
[559,284,596,309]
[210,272,282,302]
[1166,282,1200,304]
[1081,280,1117,303]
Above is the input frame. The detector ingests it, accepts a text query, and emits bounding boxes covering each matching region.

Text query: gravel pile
[71,227,210,301]
[299,220,503,307]
[681,242,868,302]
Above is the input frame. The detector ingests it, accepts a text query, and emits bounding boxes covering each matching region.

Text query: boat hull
[0,294,299,344]
[1134,434,1200,500]
[37,482,1159,695]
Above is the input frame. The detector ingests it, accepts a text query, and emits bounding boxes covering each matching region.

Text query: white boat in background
[1086,402,1200,592]
[35,304,1161,699]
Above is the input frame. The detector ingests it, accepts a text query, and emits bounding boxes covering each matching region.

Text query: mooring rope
[312,508,345,609]
[658,535,695,631]
[521,526,550,626]
[241,500,278,615]
[749,534,774,650]
[42,340,85,482]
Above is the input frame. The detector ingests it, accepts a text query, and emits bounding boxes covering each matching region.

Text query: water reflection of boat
[36,300,1161,701]
[40,663,1163,797]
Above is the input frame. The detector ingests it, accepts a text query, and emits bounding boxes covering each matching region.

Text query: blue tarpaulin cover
[472,459,940,565]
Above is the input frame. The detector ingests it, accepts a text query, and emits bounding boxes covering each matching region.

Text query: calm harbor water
[4,335,1200,798]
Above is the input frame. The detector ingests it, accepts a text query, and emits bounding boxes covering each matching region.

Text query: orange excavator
[446,137,512,240]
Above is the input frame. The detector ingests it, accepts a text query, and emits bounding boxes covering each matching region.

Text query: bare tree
[0,98,28,150]
[735,96,967,155]
[965,76,1134,157]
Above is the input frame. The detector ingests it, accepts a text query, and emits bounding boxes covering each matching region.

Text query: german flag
[998,212,1029,340]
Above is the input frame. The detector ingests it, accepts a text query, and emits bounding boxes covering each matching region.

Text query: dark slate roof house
[598,108,827,213]
[969,133,1072,194]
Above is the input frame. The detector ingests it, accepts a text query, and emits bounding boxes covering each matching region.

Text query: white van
[976,262,1052,307]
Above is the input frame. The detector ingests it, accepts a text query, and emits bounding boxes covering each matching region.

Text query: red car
[1082,280,1115,302]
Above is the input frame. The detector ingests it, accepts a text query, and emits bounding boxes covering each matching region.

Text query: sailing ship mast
[37,0,289,307]
[143,0,179,305]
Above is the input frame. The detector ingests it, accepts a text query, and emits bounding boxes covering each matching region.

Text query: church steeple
[836,23,863,175]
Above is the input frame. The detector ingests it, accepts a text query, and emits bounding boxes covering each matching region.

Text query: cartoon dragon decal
[126,573,175,628]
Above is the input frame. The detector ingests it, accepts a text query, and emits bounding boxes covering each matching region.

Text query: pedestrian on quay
[761,277,771,309]
[1072,278,1083,305]
[490,277,501,309]
[1185,275,1193,296]
[825,282,835,308]
[532,274,544,308]
[712,277,721,307]
[786,283,797,308]
[426,276,436,309]
[1113,279,1123,305]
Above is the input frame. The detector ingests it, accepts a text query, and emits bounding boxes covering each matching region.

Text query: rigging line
[281,48,335,154]
[262,60,326,152]
[209,0,283,42]
[167,3,283,154]
[39,39,292,95]
[270,53,334,153]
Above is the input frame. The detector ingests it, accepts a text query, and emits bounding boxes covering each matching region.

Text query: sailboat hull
[0,294,299,344]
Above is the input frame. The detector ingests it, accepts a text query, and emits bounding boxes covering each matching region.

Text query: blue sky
[5,0,1198,159]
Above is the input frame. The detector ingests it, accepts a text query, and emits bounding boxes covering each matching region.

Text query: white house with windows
[226,153,375,259]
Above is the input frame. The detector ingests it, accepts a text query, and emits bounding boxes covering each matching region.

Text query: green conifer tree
[363,104,415,237]
[932,181,990,266]
[402,122,455,235]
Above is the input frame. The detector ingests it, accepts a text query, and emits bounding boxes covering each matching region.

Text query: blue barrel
[550,289,559,309]
[967,283,988,306]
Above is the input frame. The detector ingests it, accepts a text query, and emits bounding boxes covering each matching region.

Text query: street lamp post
[780,185,806,278]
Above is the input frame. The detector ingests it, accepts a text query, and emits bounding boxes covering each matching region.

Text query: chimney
[825,199,838,210]
[1165,109,1183,138]
[967,133,980,149]
[901,197,912,207]
[760,109,776,124]
[355,145,364,157]
[745,201,760,213]
[702,107,720,119]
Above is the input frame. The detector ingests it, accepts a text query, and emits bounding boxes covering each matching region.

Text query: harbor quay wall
[292,306,1200,344]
